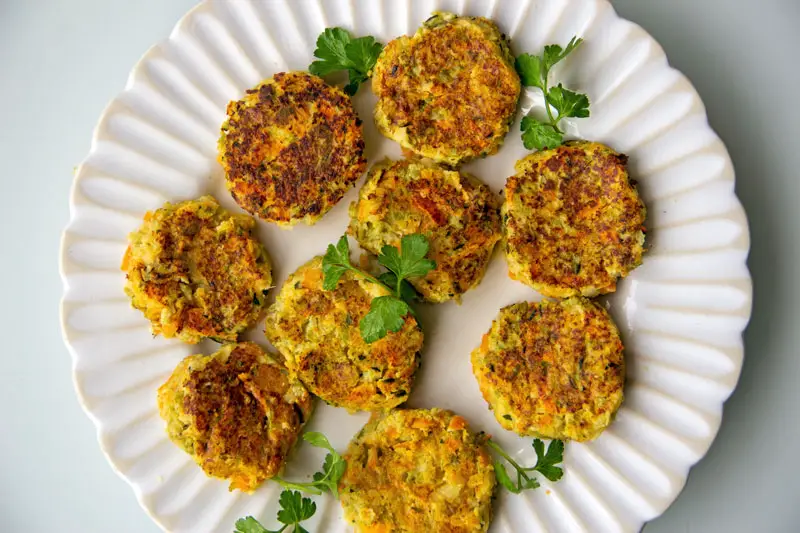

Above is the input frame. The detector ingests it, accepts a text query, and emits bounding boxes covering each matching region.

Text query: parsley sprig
[516,36,590,150]
[323,234,435,343]
[487,438,565,494]
[309,27,383,95]
[274,432,346,497]
[234,490,316,533]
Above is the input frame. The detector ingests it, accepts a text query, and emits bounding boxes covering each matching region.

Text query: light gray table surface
[1,0,797,531]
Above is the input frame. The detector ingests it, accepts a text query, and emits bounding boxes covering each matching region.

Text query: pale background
[0,0,797,531]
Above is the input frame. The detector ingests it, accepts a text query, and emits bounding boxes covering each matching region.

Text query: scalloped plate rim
[59,0,753,531]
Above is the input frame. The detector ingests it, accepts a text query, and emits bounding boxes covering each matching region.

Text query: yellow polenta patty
[373,12,520,166]
[157,342,313,492]
[219,71,366,226]
[348,158,501,303]
[122,195,272,344]
[340,409,495,533]
[504,141,646,298]
[471,298,625,442]
[265,257,423,412]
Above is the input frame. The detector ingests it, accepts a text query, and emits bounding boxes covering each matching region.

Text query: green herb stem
[273,478,324,496]
[487,439,526,472]
[540,66,560,132]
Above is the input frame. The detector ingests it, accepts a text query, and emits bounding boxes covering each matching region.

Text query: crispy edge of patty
[372,12,521,166]
[219,71,367,226]
[339,408,496,533]
[503,141,646,298]
[157,342,313,492]
[471,298,625,442]
[348,158,502,302]
[121,195,273,344]
[264,257,423,412]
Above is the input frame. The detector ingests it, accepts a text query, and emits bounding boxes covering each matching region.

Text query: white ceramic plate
[59,0,752,531]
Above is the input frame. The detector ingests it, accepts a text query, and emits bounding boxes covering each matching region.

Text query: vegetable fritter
[122,195,272,344]
[471,298,625,442]
[339,408,496,533]
[219,71,367,226]
[265,257,423,412]
[372,12,520,166]
[157,342,313,492]
[504,141,646,298]
[348,159,501,302]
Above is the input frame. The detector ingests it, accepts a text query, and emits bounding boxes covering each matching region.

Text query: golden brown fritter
[264,257,423,412]
[122,195,272,344]
[504,141,646,298]
[372,12,520,166]
[157,342,313,492]
[339,408,496,533]
[348,158,501,302]
[471,298,625,442]
[219,71,367,226]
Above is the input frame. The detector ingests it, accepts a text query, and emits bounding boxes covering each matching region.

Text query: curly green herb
[274,432,346,497]
[322,234,435,343]
[309,28,383,95]
[487,437,565,494]
[234,490,316,533]
[516,36,590,150]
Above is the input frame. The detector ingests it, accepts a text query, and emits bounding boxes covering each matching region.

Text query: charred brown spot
[473,299,625,440]
[505,142,645,297]
[349,160,501,302]
[265,259,423,412]
[374,16,520,164]
[123,197,272,343]
[179,343,309,485]
[220,72,366,224]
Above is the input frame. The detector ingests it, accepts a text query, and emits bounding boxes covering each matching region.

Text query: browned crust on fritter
[348,159,501,302]
[122,196,272,343]
[219,72,366,225]
[373,13,520,165]
[265,257,423,412]
[339,408,496,532]
[159,342,313,491]
[504,141,646,298]
[471,298,625,441]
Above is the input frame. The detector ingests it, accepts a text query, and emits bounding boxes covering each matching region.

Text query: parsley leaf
[309,27,383,95]
[275,432,347,498]
[322,236,354,290]
[379,234,437,282]
[303,432,346,498]
[234,516,270,533]
[277,490,316,529]
[360,296,412,343]
[521,116,563,150]
[547,84,590,119]
[515,36,589,150]
[309,28,352,76]
[543,36,583,70]
[378,272,420,305]
[532,438,565,482]
[487,437,565,494]
[515,53,544,90]
[320,233,434,343]
[234,490,316,533]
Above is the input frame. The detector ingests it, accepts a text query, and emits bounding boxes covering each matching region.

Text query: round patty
[503,141,646,298]
[122,195,272,344]
[348,158,501,302]
[219,71,367,226]
[471,298,625,442]
[339,408,495,533]
[264,257,423,412]
[157,342,313,492]
[372,12,520,166]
